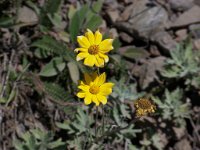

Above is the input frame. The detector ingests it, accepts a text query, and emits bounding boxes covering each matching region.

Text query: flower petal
[92,95,100,106]
[85,29,95,45]
[97,94,107,105]
[99,39,114,53]
[94,72,106,86]
[74,48,88,53]
[76,52,89,61]
[99,53,109,63]
[84,73,92,85]
[78,85,89,92]
[84,55,95,67]
[99,87,112,96]
[94,30,102,45]
[94,55,104,67]
[90,72,98,81]
[84,93,92,105]
[77,36,90,48]
[77,92,85,98]
[100,83,114,89]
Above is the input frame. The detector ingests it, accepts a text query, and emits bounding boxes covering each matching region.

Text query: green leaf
[85,15,102,31]
[92,0,104,13]
[113,38,122,52]
[47,13,62,28]
[69,4,89,42]
[39,57,66,77]
[85,0,104,23]
[34,48,50,59]
[31,36,72,61]
[48,139,65,149]
[44,82,73,102]
[68,5,76,19]
[122,47,149,60]
[0,16,14,27]
[69,12,80,42]
[67,61,80,84]
[45,0,62,15]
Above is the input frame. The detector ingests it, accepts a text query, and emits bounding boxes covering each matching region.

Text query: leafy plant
[162,41,200,88]
[152,88,190,126]
[56,107,94,149]
[44,82,74,102]
[111,77,144,102]
[69,0,104,42]
[13,129,66,150]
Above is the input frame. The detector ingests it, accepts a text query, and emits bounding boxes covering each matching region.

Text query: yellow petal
[74,48,88,52]
[85,29,95,45]
[99,87,112,96]
[90,72,98,81]
[92,95,100,106]
[94,55,104,67]
[94,30,102,45]
[77,92,85,98]
[77,36,90,48]
[99,53,109,63]
[100,83,114,89]
[97,94,107,105]
[84,55,95,67]
[99,39,114,53]
[78,85,89,92]
[84,73,92,85]
[76,52,89,61]
[84,93,92,105]
[94,72,106,86]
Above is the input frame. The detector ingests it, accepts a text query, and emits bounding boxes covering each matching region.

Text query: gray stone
[115,0,168,39]
[189,23,200,39]
[170,6,200,28]
[151,31,177,54]
[18,6,38,23]
[169,0,194,11]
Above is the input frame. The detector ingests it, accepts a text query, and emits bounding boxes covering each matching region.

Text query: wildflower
[134,98,156,117]
[75,29,114,67]
[77,72,114,106]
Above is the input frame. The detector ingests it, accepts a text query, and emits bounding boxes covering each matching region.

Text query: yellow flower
[77,72,114,106]
[75,29,114,67]
[134,98,156,117]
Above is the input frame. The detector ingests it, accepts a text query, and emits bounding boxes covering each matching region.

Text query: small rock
[169,0,194,11]
[150,45,161,56]
[151,31,177,54]
[118,4,133,21]
[170,6,200,28]
[18,6,38,23]
[109,28,119,39]
[139,56,166,89]
[189,23,200,39]
[194,0,200,6]
[194,39,200,49]
[173,127,186,139]
[107,10,120,23]
[174,138,192,150]
[119,32,133,43]
[175,29,188,41]
[116,0,168,39]
[104,0,119,10]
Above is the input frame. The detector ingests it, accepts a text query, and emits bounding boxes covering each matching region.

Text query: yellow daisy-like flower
[77,72,114,106]
[134,98,156,117]
[75,29,114,67]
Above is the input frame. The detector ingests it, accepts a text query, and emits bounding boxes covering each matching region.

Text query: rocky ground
[0,0,200,149]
